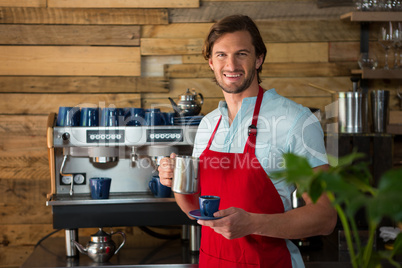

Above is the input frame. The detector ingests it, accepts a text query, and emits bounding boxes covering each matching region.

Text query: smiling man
[209,30,261,94]
[159,15,337,268]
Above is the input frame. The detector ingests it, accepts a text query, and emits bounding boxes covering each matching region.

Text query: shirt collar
[218,88,276,112]
[217,88,277,116]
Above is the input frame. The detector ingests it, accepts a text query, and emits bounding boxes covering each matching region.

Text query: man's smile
[224,74,242,78]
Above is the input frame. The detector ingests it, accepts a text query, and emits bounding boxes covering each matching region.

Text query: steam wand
[60,154,74,196]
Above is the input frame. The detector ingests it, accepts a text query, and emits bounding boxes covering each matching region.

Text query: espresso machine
[46,112,200,258]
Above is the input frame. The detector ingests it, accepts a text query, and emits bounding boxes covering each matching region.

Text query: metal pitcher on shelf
[337,78,369,134]
[338,91,368,134]
[168,88,204,116]
[371,89,390,133]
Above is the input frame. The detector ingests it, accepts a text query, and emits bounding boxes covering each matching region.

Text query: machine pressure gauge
[73,174,85,185]
[61,175,72,185]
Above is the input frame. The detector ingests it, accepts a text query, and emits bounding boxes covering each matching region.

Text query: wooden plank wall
[0,0,400,267]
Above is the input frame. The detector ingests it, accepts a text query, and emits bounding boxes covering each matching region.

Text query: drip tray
[47,192,175,206]
[47,192,194,229]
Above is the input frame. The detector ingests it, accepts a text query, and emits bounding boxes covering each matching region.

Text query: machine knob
[62,132,70,141]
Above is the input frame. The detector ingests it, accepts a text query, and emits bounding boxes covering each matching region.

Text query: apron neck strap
[205,115,222,150]
[251,85,264,127]
[244,86,264,154]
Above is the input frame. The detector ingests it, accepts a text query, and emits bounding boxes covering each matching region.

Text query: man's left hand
[197,207,253,240]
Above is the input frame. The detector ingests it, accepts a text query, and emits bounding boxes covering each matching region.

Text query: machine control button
[147,129,183,142]
[62,132,70,141]
[86,130,125,143]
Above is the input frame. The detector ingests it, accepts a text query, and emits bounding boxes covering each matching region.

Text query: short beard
[213,68,256,95]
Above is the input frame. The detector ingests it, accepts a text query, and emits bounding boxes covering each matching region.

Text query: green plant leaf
[308,175,324,203]
[366,250,383,268]
[272,152,402,268]
[322,172,364,205]
[271,153,314,190]
[368,169,402,223]
[377,168,402,195]
[328,151,365,168]
[393,233,402,257]
[345,195,369,220]
[344,174,375,196]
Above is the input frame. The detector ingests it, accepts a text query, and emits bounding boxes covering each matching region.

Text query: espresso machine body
[48,113,196,197]
[46,113,199,258]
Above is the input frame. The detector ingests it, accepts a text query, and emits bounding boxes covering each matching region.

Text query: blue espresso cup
[100,108,119,127]
[124,107,146,126]
[145,109,165,126]
[80,107,100,127]
[89,177,112,199]
[199,195,220,217]
[57,106,80,127]
[149,176,172,198]
[163,112,175,126]
[117,108,125,126]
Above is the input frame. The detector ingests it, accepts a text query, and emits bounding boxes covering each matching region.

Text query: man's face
[208,31,263,94]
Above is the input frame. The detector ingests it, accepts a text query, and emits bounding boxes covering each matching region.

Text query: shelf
[351,69,402,79]
[342,12,402,80]
[341,11,402,22]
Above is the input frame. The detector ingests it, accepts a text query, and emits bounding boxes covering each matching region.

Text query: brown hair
[202,15,267,84]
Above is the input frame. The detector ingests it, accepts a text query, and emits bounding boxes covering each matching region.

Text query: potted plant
[273,151,402,268]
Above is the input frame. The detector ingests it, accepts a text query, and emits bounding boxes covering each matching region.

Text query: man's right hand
[159,152,200,217]
[158,152,176,187]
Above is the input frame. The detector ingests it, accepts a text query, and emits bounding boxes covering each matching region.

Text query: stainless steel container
[371,90,390,133]
[65,229,78,257]
[189,225,201,252]
[172,156,199,194]
[338,92,368,133]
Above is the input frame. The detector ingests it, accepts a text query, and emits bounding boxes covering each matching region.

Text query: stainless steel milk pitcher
[172,156,199,194]
[338,92,368,133]
[371,90,390,133]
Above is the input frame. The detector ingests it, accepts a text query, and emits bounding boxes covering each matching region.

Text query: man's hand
[158,153,200,217]
[158,153,176,187]
[197,207,254,240]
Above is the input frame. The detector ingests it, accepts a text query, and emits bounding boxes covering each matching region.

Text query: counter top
[21,231,400,268]
[22,237,198,268]
[19,234,355,268]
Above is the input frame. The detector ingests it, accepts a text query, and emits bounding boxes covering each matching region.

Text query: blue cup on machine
[199,195,220,217]
[89,177,112,199]
[56,106,80,127]
[100,108,119,126]
[124,107,145,126]
[163,112,175,126]
[149,176,172,198]
[80,107,100,127]
[145,108,165,126]
[117,108,125,126]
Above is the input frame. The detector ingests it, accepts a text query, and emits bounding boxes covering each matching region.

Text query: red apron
[198,86,292,268]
